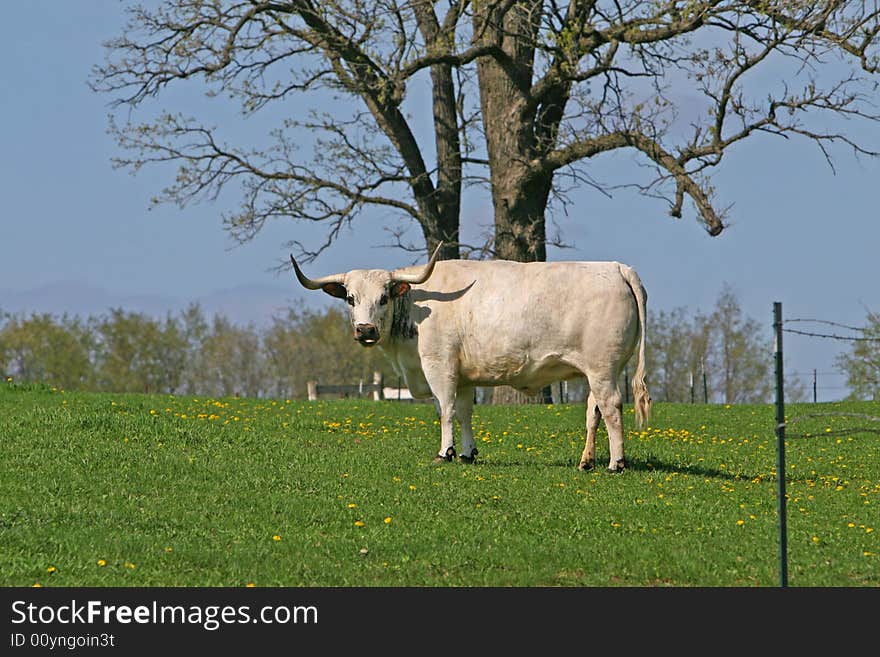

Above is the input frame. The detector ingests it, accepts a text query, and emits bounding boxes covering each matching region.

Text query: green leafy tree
[836,309,880,400]
[262,308,309,399]
[297,306,388,392]
[198,315,265,398]
[643,287,790,404]
[647,307,693,402]
[178,303,210,394]
[93,309,187,393]
[0,313,93,390]
[707,286,772,404]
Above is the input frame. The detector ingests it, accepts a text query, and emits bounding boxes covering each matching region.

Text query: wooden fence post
[373,371,384,401]
[307,380,318,401]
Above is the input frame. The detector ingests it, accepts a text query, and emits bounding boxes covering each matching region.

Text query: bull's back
[408,260,641,387]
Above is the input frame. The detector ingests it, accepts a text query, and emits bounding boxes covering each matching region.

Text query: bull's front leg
[422,362,459,463]
[433,394,457,462]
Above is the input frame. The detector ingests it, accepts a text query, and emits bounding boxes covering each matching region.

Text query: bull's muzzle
[354,323,379,346]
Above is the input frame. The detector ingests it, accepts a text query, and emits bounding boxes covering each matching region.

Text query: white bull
[290,245,651,471]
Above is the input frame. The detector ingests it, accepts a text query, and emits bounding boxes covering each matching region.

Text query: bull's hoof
[607,459,626,473]
[433,447,456,463]
[577,459,595,471]
[459,448,479,464]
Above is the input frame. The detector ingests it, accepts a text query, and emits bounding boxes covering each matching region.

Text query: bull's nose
[354,323,379,344]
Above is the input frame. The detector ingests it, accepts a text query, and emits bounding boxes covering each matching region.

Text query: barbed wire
[787,371,845,376]
[784,318,869,332]
[785,412,880,425]
[783,317,880,342]
[782,327,880,342]
[780,412,880,439]
[785,427,880,438]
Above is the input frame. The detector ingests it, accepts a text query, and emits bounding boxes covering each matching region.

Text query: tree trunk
[473,3,557,404]
[491,175,552,262]
[475,1,549,262]
[489,386,552,405]
[413,6,462,262]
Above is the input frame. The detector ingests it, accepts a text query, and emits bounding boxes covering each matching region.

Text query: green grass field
[1,380,877,587]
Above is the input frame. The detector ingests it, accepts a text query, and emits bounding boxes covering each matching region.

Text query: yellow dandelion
[246,583,256,588]
[409,485,417,491]
[384,517,392,524]
[354,520,365,527]
[812,536,820,543]
[347,503,357,508]
[46,566,57,573]
[164,546,173,553]
[848,522,856,528]
[32,583,41,588]
[272,534,282,541]
[867,528,874,534]
[736,520,745,526]
[97,559,107,567]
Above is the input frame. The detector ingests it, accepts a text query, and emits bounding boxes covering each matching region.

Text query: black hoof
[607,459,626,473]
[433,447,456,463]
[577,459,594,471]
[459,448,478,464]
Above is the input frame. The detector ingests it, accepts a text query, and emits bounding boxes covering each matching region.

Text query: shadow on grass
[464,454,756,482]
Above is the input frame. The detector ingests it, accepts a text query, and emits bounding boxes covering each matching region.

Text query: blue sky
[2,2,878,400]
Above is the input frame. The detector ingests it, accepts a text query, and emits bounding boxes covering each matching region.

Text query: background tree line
[5,285,875,402]
[0,304,384,399]
[647,285,793,404]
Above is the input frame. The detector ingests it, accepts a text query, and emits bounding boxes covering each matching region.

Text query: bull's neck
[389,293,417,342]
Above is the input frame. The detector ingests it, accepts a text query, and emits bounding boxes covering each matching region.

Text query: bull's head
[290,243,442,347]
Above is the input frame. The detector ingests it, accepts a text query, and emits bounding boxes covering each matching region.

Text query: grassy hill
[1,381,877,586]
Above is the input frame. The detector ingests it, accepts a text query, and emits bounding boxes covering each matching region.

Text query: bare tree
[92,1,880,264]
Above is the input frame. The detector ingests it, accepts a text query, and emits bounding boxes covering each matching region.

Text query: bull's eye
[346,295,355,306]
[379,294,388,306]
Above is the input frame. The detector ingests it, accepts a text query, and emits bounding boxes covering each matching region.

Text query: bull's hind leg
[591,378,626,472]
[455,387,478,463]
[578,389,601,471]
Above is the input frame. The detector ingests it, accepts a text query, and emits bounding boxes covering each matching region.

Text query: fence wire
[772,306,879,588]
[781,412,880,439]
[780,317,879,438]
[783,317,880,342]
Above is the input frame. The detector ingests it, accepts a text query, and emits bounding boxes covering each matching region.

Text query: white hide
[298,258,651,471]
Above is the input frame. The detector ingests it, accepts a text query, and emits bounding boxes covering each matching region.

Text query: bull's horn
[289,254,345,290]
[392,242,443,285]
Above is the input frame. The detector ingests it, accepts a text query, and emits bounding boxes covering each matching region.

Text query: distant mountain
[0,281,324,326]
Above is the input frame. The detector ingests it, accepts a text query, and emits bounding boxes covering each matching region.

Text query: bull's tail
[619,264,652,429]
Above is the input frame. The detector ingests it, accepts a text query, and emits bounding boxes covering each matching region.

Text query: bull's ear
[321,282,347,299]
[390,281,410,298]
